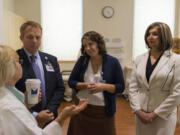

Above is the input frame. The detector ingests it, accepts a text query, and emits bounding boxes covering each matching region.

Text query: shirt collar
[5,85,25,103]
[23,48,40,62]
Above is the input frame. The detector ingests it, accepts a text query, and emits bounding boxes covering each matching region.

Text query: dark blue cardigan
[68,54,125,116]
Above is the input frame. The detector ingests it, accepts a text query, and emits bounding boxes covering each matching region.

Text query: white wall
[1,0,15,45]
[2,0,26,49]
[83,0,134,67]
[15,0,40,23]
[133,0,175,59]
[175,0,180,38]
[0,0,3,44]
[3,0,15,12]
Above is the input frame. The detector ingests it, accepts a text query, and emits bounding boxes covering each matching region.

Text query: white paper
[105,38,124,62]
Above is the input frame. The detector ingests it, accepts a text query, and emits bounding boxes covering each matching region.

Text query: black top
[146,53,162,83]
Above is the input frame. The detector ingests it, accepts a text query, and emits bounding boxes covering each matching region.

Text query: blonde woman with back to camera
[129,22,180,135]
[0,45,88,135]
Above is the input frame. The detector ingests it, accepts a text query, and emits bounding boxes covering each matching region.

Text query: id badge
[45,61,55,72]
[45,64,55,72]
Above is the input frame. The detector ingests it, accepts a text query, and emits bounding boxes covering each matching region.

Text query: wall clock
[102,6,114,19]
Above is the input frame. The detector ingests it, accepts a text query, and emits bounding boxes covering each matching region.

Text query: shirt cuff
[32,111,38,118]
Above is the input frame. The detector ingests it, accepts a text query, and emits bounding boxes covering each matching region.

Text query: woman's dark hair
[81,31,107,58]
[144,22,173,51]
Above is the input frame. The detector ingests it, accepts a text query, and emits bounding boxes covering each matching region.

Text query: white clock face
[102,6,114,18]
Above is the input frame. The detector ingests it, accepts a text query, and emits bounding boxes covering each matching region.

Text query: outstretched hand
[56,99,88,126]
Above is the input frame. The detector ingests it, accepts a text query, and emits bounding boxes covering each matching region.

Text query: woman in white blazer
[0,45,88,135]
[129,22,180,135]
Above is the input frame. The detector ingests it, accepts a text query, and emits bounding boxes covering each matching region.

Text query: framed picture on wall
[172,38,180,54]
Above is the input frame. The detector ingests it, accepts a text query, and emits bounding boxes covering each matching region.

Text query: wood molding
[58,60,76,64]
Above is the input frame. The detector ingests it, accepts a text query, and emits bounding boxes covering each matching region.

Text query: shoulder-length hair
[144,22,173,51]
[0,45,19,87]
[81,31,107,58]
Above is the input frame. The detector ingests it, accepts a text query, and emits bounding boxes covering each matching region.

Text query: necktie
[30,55,46,108]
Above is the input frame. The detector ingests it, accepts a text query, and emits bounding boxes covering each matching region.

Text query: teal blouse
[5,85,25,103]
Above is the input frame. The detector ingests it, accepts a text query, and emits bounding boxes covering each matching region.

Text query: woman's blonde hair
[0,45,19,87]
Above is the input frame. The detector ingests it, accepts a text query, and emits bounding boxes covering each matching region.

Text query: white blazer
[0,86,62,135]
[129,50,180,120]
